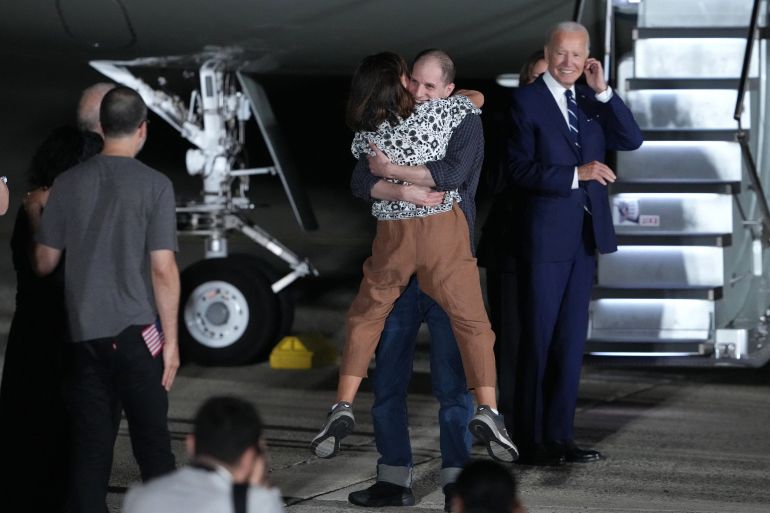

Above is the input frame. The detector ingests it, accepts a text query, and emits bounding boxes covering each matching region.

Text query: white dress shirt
[541,70,613,188]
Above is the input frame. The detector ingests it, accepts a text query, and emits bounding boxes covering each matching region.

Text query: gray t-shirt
[38,154,178,342]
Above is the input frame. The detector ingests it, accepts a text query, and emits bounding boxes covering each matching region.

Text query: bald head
[409,49,456,102]
[77,82,116,135]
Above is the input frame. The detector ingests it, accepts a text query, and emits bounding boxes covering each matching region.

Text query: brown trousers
[341,204,497,388]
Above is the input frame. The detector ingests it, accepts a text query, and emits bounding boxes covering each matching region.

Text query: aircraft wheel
[243,255,295,343]
[179,255,292,366]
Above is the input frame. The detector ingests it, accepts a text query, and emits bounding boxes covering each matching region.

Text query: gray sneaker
[310,402,355,458]
[468,405,519,463]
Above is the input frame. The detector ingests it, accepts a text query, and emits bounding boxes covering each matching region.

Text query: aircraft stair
[586,0,770,366]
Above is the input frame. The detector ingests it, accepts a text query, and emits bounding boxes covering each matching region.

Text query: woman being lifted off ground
[310,52,518,463]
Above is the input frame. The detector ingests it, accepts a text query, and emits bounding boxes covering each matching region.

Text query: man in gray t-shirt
[38,152,178,342]
[31,86,180,513]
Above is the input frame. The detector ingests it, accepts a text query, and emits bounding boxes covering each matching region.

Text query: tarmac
[1,185,770,513]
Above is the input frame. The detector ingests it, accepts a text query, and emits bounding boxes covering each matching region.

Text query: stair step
[639,0,755,28]
[589,297,713,342]
[635,39,757,78]
[635,27,750,39]
[616,234,732,247]
[611,183,740,194]
[585,341,707,356]
[593,287,724,300]
[628,90,749,130]
[642,130,739,142]
[597,246,724,288]
[616,141,742,184]
[626,78,758,90]
[611,193,733,236]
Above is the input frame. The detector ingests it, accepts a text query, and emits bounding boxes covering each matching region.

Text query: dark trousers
[513,224,596,449]
[486,258,521,433]
[372,277,473,483]
[68,325,175,513]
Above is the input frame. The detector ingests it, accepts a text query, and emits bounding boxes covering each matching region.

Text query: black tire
[179,255,283,366]
[235,254,295,341]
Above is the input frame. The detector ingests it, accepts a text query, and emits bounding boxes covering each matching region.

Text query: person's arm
[423,115,483,191]
[350,157,380,202]
[456,89,484,108]
[367,145,435,187]
[599,93,644,151]
[352,155,444,207]
[584,57,643,151]
[370,181,444,206]
[0,178,8,216]
[32,244,62,276]
[23,187,49,248]
[146,179,181,391]
[150,249,180,391]
[367,115,481,190]
[26,185,64,275]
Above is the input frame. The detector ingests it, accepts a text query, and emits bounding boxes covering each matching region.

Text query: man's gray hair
[546,21,590,52]
[76,82,116,133]
[413,49,456,85]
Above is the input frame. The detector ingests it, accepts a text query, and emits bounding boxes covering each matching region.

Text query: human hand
[23,187,49,214]
[456,89,484,108]
[161,341,180,391]
[584,58,608,94]
[249,440,270,487]
[367,143,392,178]
[578,161,616,185]
[401,184,445,207]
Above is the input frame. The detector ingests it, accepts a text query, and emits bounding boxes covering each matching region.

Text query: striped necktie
[565,89,580,149]
[566,89,591,214]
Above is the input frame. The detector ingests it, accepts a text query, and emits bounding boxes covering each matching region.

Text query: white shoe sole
[311,413,355,458]
[468,416,519,463]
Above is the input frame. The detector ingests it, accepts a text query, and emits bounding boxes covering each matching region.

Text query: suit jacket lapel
[533,78,581,160]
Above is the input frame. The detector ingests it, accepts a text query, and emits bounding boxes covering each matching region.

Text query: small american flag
[141,319,165,358]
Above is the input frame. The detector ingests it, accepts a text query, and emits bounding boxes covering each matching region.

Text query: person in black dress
[0,126,101,513]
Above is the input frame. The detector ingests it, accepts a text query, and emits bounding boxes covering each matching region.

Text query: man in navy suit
[506,21,643,466]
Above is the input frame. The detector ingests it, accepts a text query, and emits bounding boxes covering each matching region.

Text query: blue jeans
[371,276,473,488]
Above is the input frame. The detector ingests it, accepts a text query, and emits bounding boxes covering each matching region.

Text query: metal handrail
[738,141,770,243]
[735,0,763,122]
[572,0,613,83]
[572,0,586,22]
[602,0,613,84]
[735,0,770,241]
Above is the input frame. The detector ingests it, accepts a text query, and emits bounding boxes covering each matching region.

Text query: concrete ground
[103,342,770,513]
[1,186,769,513]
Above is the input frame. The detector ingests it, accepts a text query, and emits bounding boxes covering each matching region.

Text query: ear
[185,434,195,458]
[445,82,456,97]
[137,120,147,139]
